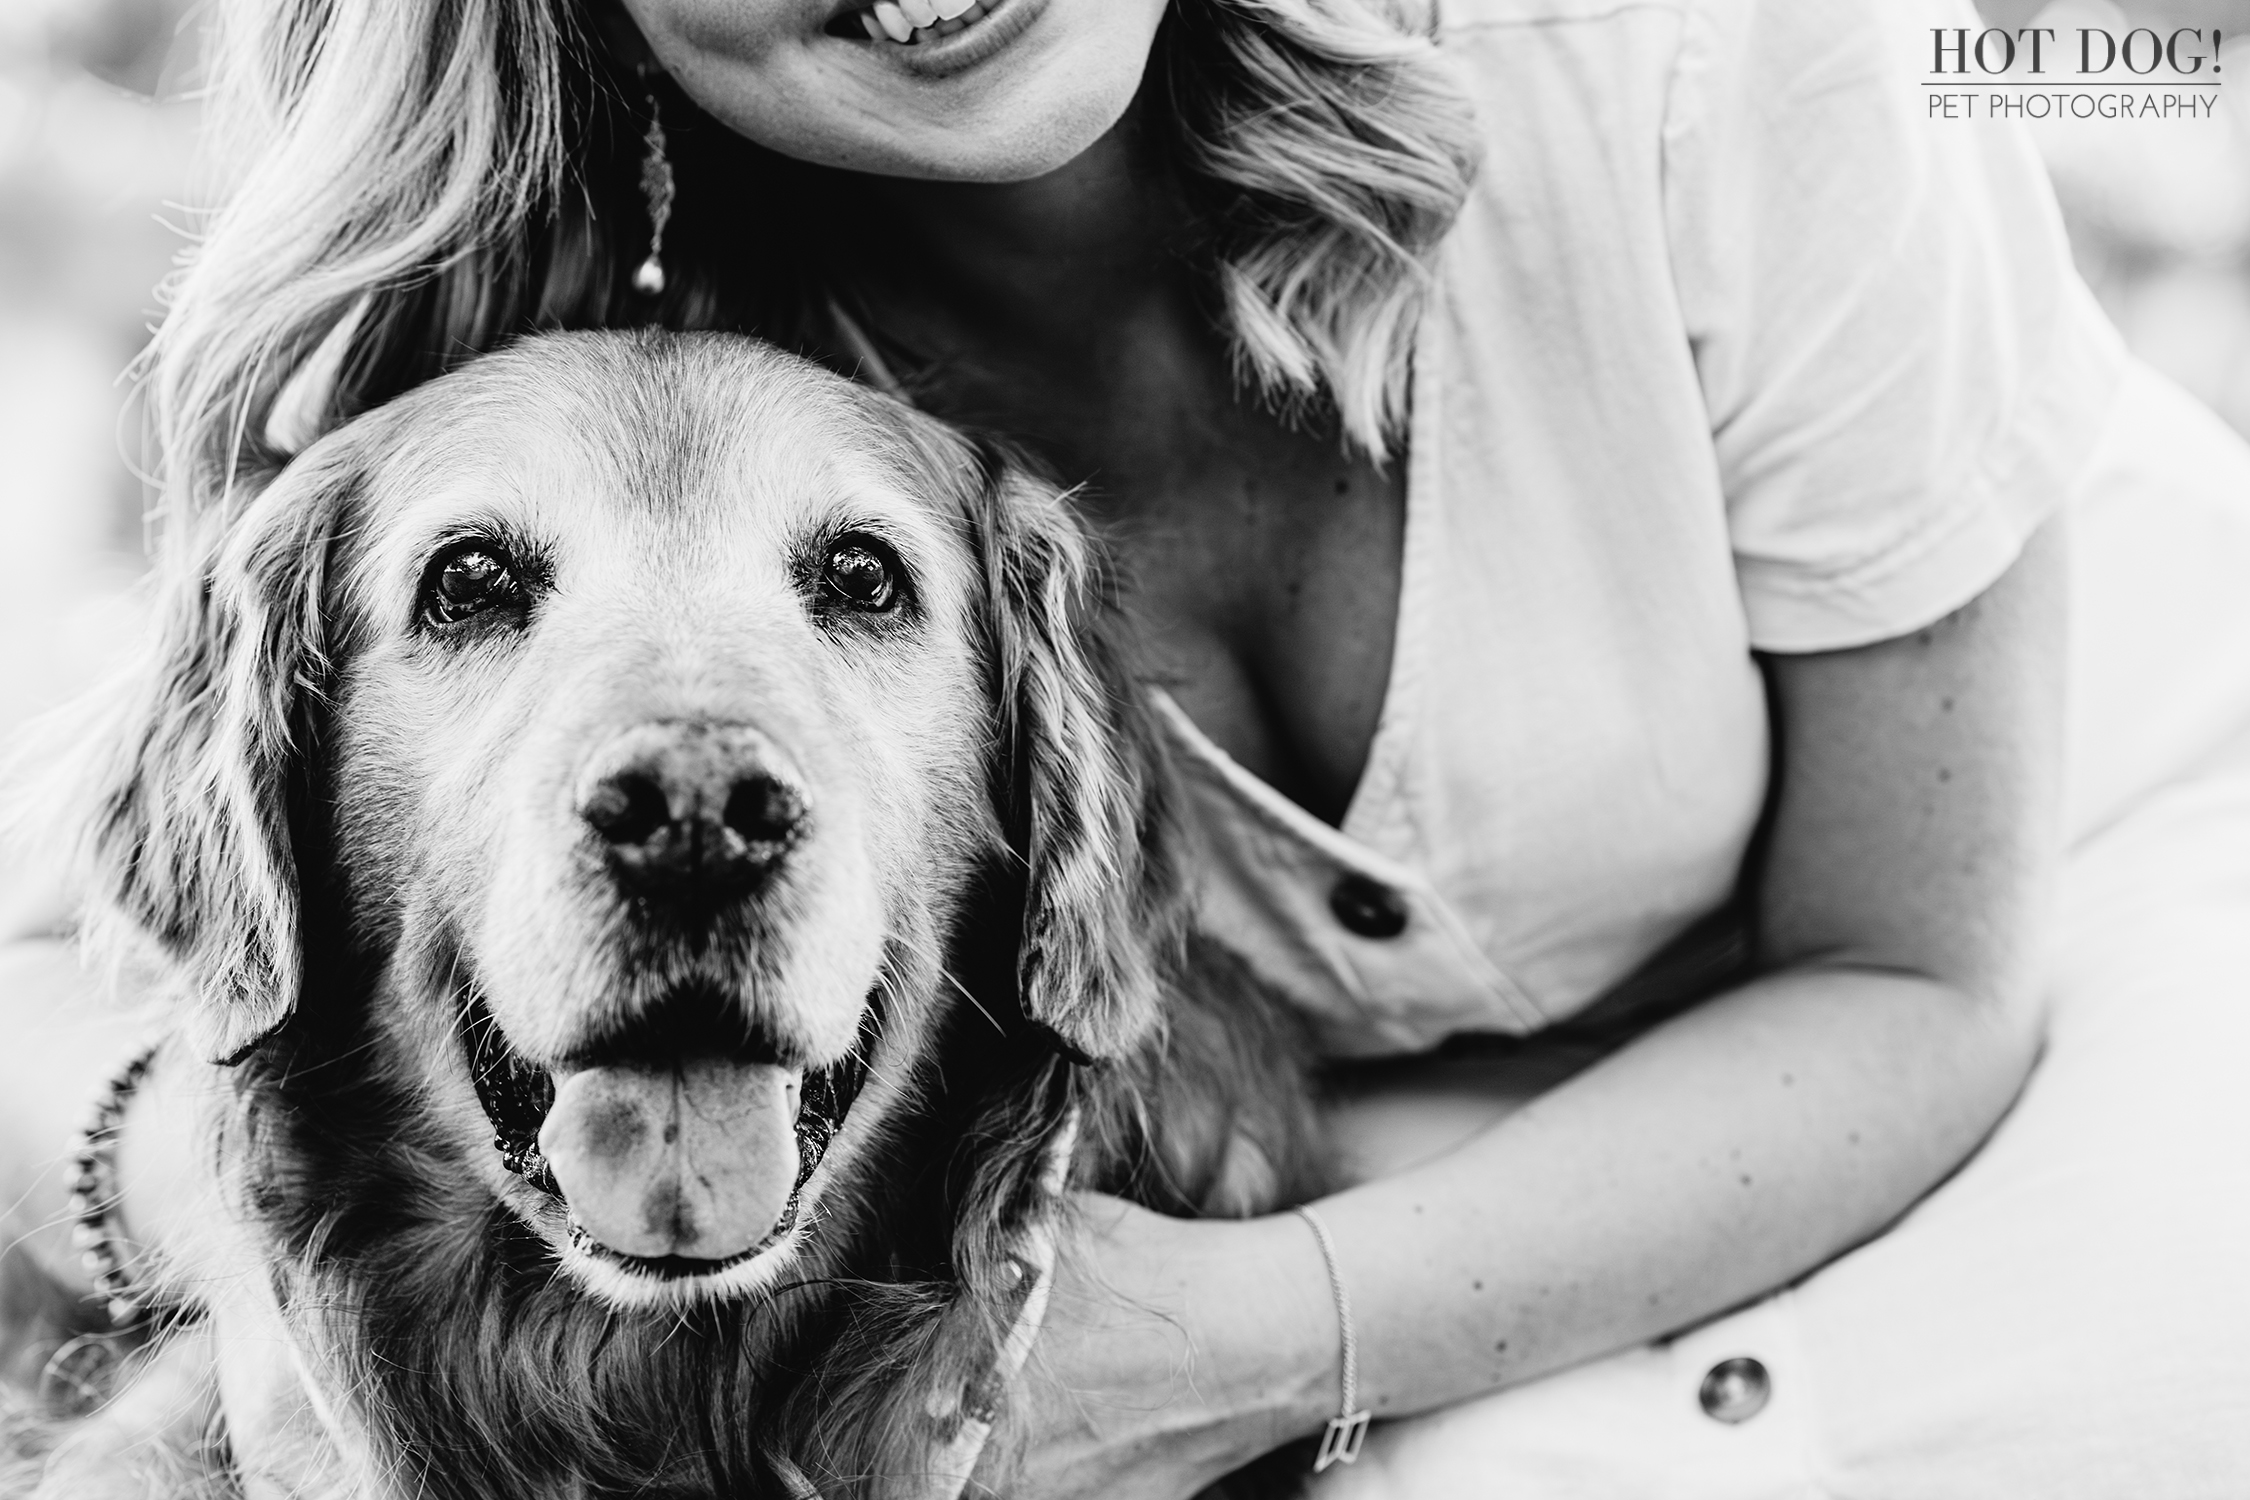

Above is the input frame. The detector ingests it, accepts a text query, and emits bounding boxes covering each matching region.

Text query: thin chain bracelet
[66,1044,165,1329]
[1293,1204,1373,1471]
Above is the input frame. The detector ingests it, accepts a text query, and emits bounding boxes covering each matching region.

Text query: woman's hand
[983,1033,1620,1499]
[990,1195,1335,1500]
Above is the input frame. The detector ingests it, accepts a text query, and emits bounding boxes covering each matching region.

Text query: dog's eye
[820,536,900,613]
[422,543,524,626]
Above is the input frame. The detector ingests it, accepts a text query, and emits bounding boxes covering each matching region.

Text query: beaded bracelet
[65,1045,164,1329]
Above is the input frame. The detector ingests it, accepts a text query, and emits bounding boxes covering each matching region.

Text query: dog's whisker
[939,965,1008,1038]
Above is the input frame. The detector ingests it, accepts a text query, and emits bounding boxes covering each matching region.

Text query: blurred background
[0,0,197,746]
[2,0,2250,748]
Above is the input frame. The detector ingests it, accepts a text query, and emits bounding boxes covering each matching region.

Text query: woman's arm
[1010,518,2067,1497]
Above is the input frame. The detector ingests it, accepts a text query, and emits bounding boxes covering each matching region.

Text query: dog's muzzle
[459,720,862,1278]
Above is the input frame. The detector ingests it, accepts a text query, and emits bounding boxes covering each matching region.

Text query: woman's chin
[849,107,1134,185]
[710,83,1136,184]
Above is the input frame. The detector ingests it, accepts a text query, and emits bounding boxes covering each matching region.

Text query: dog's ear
[965,440,1177,1064]
[80,436,362,1065]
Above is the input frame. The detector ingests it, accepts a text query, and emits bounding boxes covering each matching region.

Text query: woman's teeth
[857,0,987,44]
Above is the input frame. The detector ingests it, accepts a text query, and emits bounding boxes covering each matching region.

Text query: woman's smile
[849,0,994,45]
[834,0,1050,81]
[625,0,1160,181]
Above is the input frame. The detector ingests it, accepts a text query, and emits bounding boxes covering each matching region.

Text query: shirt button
[1698,1356,1770,1424]
[1329,875,1408,939]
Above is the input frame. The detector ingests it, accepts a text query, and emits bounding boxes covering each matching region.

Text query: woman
[9,0,2250,1492]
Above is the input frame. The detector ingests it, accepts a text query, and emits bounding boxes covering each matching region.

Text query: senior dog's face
[47,330,1333,1500]
[90,332,1166,1309]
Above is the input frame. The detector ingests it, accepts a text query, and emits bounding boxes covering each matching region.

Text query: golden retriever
[2,331,1325,1499]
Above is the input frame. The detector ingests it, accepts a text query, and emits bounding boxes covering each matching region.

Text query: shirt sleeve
[1664,0,2127,653]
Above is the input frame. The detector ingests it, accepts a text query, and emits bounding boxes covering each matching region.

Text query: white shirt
[1165,0,2128,1057]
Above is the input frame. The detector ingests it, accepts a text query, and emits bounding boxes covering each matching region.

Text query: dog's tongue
[538,1058,801,1262]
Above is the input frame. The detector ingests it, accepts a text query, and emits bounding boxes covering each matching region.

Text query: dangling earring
[633,90,675,297]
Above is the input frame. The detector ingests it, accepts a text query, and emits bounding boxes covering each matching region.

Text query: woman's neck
[856,104,1196,362]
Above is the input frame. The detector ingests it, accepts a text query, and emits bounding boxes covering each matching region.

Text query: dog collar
[67,1043,170,1329]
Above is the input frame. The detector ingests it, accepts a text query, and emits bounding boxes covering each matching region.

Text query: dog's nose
[575,724,807,904]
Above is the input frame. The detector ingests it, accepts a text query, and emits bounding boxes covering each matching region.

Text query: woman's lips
[856,0,988,43]
[829,0,1044,79]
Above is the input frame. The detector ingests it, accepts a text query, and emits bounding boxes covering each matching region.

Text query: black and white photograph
[2,0,2249,1495]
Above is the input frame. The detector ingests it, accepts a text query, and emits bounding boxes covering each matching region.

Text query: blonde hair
[148,0,1477,526]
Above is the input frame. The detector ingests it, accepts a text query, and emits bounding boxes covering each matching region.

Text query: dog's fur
[1,332,1329,1500]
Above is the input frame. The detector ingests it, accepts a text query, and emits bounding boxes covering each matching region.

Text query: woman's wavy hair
[148,0,1477,529]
